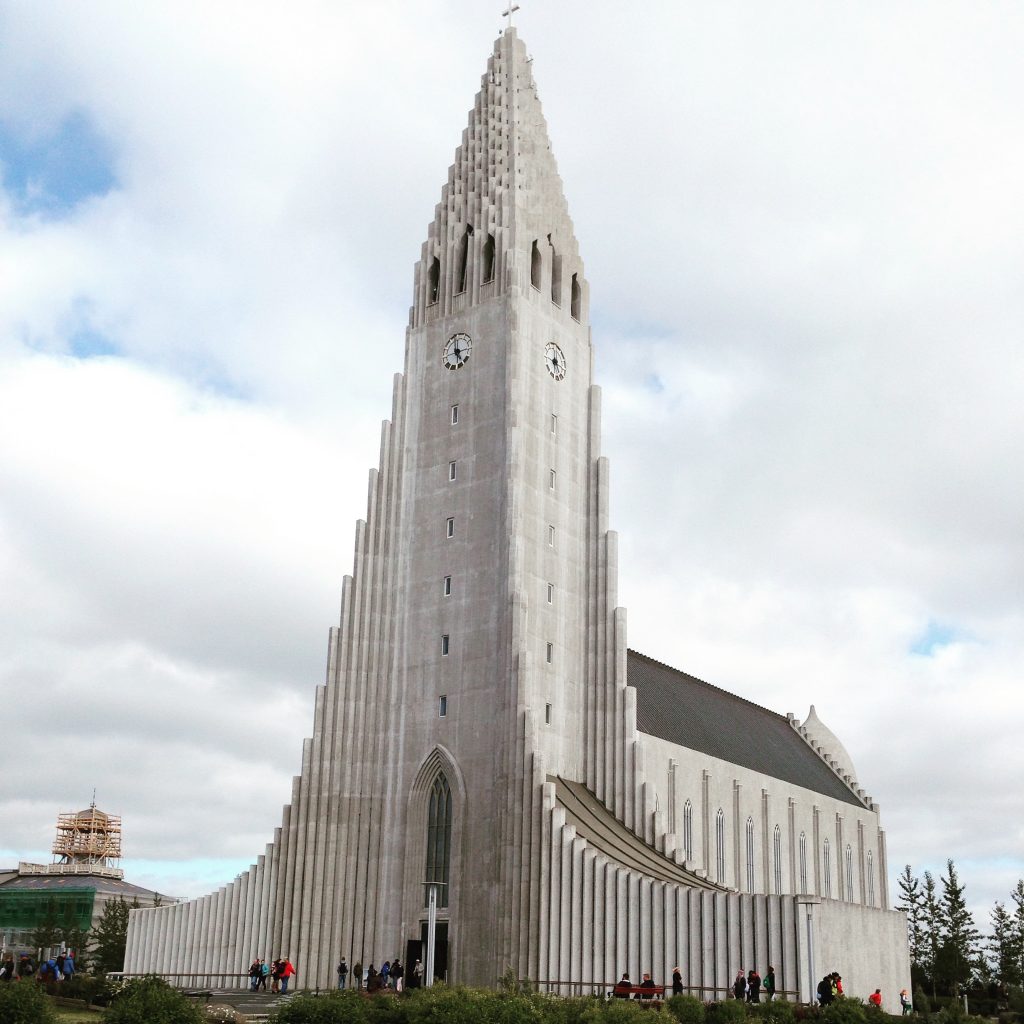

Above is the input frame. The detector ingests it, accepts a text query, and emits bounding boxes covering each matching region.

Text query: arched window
[823,839,832,898]
[531,239,542,289]
[867,850,875,906]
[482,233,495,283]
[745,816,755,893]
[799,832,808,893]
[456,225,473,294]
[548,235,561,305]
[682,800,693,861]
[773,824,783,894]
[428,257,440,304]
[715,809,726,884]
[425,773,452,907]
[845,844,854,901]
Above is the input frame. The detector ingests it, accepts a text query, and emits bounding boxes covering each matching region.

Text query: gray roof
[627,650,864,808]
[0,874,163,899]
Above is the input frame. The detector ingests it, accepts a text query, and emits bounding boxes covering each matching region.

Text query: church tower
[126,26,910,1000]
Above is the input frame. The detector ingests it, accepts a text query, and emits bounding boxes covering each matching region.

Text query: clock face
[443,332,472,370]
[545,342,566,381]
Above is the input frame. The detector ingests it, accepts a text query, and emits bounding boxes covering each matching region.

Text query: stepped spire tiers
[125,28,910,999]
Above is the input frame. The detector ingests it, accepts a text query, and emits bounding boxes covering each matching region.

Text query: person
[391,958,404,992]
[270,958,283,993]
[734,971,747,1000]
[249,958,261,991]
[869,989,882,1009]
[764,966,776,1002]
[381,960,391,989]
[834,974,844,997]
[672,967,683,995]
[410,959,423,989]
[280,958,295,993]
[0,955,14,982]
[258,959,268,990]
[63,953,75,982]
[337,956,349,989]
[638,973,658,1000]
[747,969,761,1003]
[353,960,363,990]
[900,989,912,1015]
[613,973,632,998]
[366,963,379,992]
[56,953,66,979]
[817,975,833,1006]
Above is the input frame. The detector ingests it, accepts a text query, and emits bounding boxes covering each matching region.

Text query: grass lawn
[54,1009,104,1022]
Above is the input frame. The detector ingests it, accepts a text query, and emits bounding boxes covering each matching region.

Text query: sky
[1,1,1022,931]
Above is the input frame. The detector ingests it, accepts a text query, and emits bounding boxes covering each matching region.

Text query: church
[125,27,910,1000]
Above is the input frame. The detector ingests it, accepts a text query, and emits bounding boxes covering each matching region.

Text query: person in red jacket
[280,958,296,993]
[869,989,883,1008]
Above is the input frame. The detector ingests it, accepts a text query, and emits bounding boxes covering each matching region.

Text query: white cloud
[1,1,1021,932]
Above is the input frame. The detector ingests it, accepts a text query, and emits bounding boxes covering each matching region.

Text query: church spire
[411,28,587,327]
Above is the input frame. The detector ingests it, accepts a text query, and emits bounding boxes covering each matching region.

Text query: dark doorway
[404,938,422,985]
[419,920,449,983]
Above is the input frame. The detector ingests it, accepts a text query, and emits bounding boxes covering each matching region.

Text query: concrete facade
[125,28,910,1001]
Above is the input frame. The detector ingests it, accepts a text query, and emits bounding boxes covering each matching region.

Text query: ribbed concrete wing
[627,650,865,808]
[554,777,721,890]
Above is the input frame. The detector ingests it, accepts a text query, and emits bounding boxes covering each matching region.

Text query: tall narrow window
[570,272,581,320]
[549,235,561,305]
[549,469,556,489]
[456,225,473,294]
[867,850,875,906]
[845,844,854,901]
[428,257,440,304]
[530,239,542,289]
[823,839,832,898]
[443,576,452,597]
[715,809,726,883]
[482,233,495,283]
[438,694,447,718]
[551,413,557,434]
[446,517,454,538]
[451,404,459,425]
[449,460,457,481]
[546,583,554,604]
[667,761,677,834]
[548,525,555,546]
[545,642,553,664]
[683,800,693,861]
[441,634,450,656]
[799,832,808,893]
[745,817,755,893]
[545,703,552,725]
[425,774,452,906]
[773,824,783,894]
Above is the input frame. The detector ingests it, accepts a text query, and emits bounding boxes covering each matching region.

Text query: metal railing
[530,979,799,1001]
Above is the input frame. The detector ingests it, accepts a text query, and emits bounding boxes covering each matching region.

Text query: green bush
[911,987,929,1015]
[102,976,205,1024]
[268,989,371,1024]
[580,997,662,1023]
[667,995,706,1024]
[59,973,107,1005]
[821,998,867,1024]
[706,1000,749,1024]
[0,982,58,1024]
[749,999,797,1024]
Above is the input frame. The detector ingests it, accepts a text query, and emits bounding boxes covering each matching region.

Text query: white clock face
[443,332,472,370]
[545,342,566,381]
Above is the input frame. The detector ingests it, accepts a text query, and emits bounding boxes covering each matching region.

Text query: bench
[612,984,667,1005]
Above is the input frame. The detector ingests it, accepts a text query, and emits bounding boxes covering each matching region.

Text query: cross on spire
[502,4,520,28]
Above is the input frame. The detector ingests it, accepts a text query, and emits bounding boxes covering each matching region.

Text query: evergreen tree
[921,870,942,995]
[936,859,981,996]
[1010,880,1024,987]
[91,896,139,974]
[989,902,1020,986]
[897,865,927,978]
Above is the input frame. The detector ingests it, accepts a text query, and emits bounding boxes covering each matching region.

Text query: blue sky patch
[910,620,961,657]
[0,110,117,217]
[70,327,120,359]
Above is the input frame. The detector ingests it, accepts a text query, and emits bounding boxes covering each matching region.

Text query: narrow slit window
[482,233,495,283]
[451,404,459,425]
[799,832,808,893]
[530,239,542,289]
[549,469,556,490]
[443,575,452,597]
[456,224,473,294]
[548,525,555,546]
[446,517,454,538]
[449,460,457,481]
[551,413,557,435]
[549,235,561,305]
[545,642,553,664]
[545,702,552,725]
[438,694,447,718]
[441,634,450,657]
[547,583,554,604]
[774,824,783,894]
[683,800,693,860]
[715,809,726,883]
[428,257,440,304]
[571,272,581,320]
[745,817,755,893]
